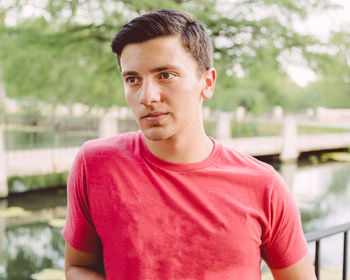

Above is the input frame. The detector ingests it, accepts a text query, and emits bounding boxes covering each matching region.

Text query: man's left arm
[270,253,316,280]
[261,170,316,279]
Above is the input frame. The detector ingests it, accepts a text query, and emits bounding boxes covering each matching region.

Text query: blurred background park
[0,0,350,279]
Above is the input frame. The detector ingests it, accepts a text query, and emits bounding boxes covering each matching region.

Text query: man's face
[120,35,211,142]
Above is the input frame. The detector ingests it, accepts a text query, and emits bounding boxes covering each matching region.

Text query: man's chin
[141,127,171,142]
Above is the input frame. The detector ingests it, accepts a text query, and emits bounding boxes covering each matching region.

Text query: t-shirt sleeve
[62,145,101,253]
[261,170,308,269]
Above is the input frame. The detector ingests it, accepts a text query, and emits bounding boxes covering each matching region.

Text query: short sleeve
[62,145,101,253]
[261,171,308,269]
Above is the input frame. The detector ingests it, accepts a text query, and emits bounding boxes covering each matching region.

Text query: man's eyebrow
[121,65,181,77]
[121,70,139,77]
[150,65,181,73]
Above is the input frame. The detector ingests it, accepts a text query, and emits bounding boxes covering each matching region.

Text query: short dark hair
[111,9,213,74]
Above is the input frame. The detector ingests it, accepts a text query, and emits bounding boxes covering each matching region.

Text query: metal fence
[306,222,350,280]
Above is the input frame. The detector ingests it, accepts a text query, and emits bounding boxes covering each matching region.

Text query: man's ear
[201,67,216,100]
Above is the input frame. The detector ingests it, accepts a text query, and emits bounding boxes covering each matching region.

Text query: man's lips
[141,112,168,123]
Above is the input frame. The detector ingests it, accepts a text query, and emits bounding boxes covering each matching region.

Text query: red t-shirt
[62,131,308,279]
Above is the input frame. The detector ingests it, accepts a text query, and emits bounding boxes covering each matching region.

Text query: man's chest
[87,167,266,279]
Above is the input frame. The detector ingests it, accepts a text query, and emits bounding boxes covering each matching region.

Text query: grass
[232,122,282,137]
[7,172,68,193]
[298,125,350,134]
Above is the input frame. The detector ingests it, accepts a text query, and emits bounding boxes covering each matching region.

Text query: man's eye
[159,73,175,80]
[125,77,139,84]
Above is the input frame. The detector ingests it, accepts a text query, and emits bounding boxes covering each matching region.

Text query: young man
[63,9,316,279]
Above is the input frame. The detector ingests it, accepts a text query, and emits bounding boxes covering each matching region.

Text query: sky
[288,0,350,86]
[294,0,350,41]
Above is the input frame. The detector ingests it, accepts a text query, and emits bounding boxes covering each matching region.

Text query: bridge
[219,133,350,157]
[1,114,350,198]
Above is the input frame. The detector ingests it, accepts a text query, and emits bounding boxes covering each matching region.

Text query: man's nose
[139,79,161,105]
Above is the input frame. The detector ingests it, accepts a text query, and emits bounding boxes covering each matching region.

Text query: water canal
[0,158,349,279]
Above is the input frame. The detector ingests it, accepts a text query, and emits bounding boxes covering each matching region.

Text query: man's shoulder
[216,143,289,201]
[219,142,274,172]
[81,130,140,158]
[217,141,277,185]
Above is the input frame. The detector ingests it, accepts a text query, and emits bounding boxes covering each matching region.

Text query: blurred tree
[0,0,346,113]
[296,30,350,109]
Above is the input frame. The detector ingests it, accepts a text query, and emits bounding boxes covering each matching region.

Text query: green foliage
[296,33,350,109]
[298,125,350,134]
[0,18,126,108]
[0,0,348,112]
[231,121,283,137]
[2,114,99,150]
[7,172,68,193]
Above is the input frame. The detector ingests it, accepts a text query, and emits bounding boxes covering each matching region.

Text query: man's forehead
[119,35,195,73]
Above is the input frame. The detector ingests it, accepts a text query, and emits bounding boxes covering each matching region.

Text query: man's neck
[144,129,214,164]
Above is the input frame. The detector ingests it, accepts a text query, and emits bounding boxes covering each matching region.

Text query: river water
[0,159,349,279]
